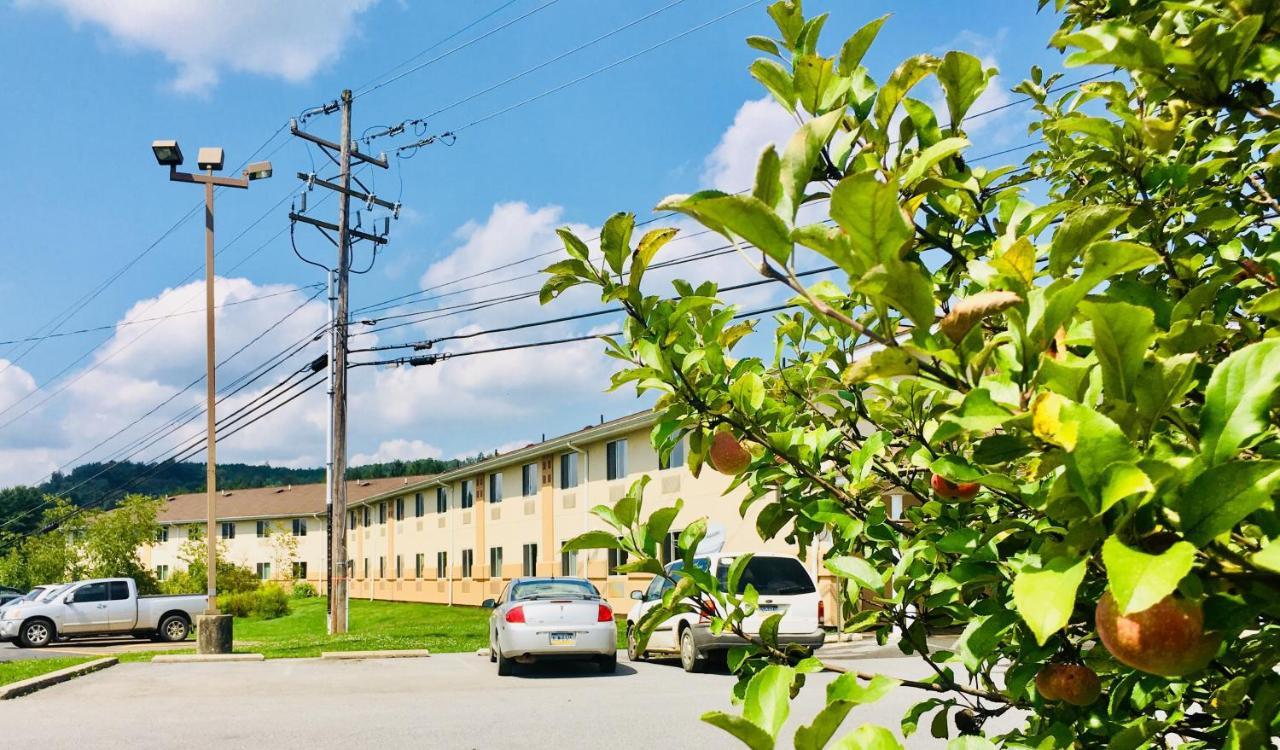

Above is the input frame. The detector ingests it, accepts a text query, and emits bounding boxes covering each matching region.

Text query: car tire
[496,649,515,676]
[679,626,704,673]
[598,651,618,674]
[156,614,190,643]
[626,624,646,662]
[18,619,53,648]
[489,631,497,663]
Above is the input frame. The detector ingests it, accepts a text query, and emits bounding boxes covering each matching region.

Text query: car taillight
[597,604,613,623]
[505,606,525,624]
[698,602,716,623]
[818,599,825,626]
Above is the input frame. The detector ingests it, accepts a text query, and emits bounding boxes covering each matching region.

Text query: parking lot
[0,637,192,661]
[0,649,1012,749]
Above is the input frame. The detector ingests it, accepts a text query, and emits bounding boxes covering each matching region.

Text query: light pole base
[196,614,233,654]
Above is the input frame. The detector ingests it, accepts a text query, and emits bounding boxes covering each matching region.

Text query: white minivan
[625,552,825,672]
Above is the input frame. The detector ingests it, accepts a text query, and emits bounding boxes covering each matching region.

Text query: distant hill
[0,455,476,540]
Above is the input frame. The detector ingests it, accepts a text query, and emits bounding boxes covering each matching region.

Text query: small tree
[264,522,299,583]
[546,0,1280,746]
[81,494,161,593]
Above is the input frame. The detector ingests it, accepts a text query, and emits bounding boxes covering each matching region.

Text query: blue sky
[0,0,1071,488]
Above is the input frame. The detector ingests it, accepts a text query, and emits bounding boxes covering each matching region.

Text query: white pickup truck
[0,578,206,648]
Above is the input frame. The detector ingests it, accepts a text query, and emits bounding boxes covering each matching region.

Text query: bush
[217,591,256,618]
[290,582,317,599]
[254,584,290,619]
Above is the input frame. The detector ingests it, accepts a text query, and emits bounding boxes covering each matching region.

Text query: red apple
[1095,591,1221,677]
[1035,663,1101,706]
[930,473,980,500]
[709,431,751,475]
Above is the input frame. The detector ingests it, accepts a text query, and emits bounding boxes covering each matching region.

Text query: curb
[152,653,265,663]
[320,649,431,660]
[0,657,118,700]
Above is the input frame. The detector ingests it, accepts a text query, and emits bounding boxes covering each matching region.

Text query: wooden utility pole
[287,91,396,635]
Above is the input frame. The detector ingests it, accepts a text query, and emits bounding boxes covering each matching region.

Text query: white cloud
[19,0,378,93]
[701,97,798,193]
[351,438,443,466]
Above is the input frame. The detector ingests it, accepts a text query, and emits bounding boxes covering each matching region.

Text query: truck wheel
[157,614,190,643]
[18,619,53,648]
[680,627,704,673]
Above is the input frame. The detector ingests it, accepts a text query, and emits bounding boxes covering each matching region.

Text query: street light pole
[151,141,271,654]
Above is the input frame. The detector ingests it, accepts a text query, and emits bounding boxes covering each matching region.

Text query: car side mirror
[481,598,496,609]
[63,595,74,604]
[630,590,643,600]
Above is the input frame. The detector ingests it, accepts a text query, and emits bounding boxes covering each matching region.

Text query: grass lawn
[218,597,626,659]
[0,656,94,686]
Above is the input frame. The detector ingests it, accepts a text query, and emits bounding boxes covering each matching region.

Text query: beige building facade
[144,411,847,613]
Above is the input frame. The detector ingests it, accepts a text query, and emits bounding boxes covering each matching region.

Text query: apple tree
[546,0,1280,747]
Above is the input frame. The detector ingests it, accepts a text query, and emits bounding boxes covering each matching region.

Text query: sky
[0,0,1073,490]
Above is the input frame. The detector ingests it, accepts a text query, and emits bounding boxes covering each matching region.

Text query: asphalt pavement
[0,637,191,661]
[0,649,1017,749]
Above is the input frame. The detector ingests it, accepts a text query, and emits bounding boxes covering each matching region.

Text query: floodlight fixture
[196,147,225,171]
[152,139,184,166]
[243,161,273,180]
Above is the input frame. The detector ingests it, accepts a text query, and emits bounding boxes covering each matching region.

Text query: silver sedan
[484,577,618,675]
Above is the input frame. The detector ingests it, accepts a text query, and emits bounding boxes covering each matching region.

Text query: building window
[661,530,682,564]
[155,564,169,581]
[379,556,386,578]
[436,551,448,579]
[489,547,503,579]
[395,555,403,578]
[414,493,425,517]
[395,497,405,521]
[608,548,630,575]
[292,518,307,537]
[155,527,169,543]
[378,503,387,524]
[348,510,357,529]
[559,452,579,489]
[461,480,475,509]
[415,553,425,578]
[461,549,474,579]
[522,543,538,577]
[220,522,236,539]
[187,524,202,540]
[660,437,686,470]
[522,463,538,496]
[256,562,271,580]
[488,473,503,504]
[606,439,628,480]
[435,487,448,513]
[362,558,369,579]
[561,543,577,577]
[256,520,269,538]
[293,561,307,580]
[362,507,371,526]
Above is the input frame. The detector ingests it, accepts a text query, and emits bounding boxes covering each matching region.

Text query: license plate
[759,604,780,612]
[549,632,576,646]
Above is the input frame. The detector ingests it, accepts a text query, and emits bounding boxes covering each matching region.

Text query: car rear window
[716,557,816,595]
[510,580,599,601]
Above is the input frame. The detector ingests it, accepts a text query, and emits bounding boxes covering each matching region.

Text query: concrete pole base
[196,614,233,655]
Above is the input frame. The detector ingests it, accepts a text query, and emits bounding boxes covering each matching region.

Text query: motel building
[144,410,878,615]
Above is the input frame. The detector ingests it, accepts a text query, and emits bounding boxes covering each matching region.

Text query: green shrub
[254,584,290,619]
[217,591,256,618]
[290,582,317,599]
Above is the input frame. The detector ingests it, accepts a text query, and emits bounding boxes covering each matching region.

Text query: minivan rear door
[718,556,820,635]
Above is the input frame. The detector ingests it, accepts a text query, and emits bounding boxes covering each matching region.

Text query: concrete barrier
[320,650,431,660]
[152,653,265,663]
[0,657,118,699]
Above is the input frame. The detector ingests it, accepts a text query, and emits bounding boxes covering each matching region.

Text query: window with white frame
[362,507,371,526]
[256,520,269,538]
[522,463,538,496]
[488,472,503,503]
[461,549,474,578]
[379,556,386,578]
[561,542,576,577]
[607,548,630,575]
[395,497,405,521]
[415,553,425,578]
[348,510,357,529]
[461,480,475,509]
[378,503,387,524]
[395,555,403,578]
[362,558,369,579]
[220,522,236,539]
[156,527,169,543]
[155,564,169,581]
[606,439,628,480]
[292,518,307,537]
[414,493,425,517]
[659,437,686,470]
[436,551,448,579]
[559,452,578,489]
[661,530,682,564]
[292,562,307,580]
[522,543,538,576]
[256,562,271,580]
[489,546,503,578]
[435,487,448,513]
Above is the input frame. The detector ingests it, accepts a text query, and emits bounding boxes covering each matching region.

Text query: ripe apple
[930,473,980,500]
[1095,591,1221,677]
[1035,663,1101,706]
[709,431,751,475]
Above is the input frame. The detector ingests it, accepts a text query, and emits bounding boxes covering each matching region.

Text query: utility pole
[288,90,397,635]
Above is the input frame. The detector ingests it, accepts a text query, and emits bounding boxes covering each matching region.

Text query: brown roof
[157,475,434,524]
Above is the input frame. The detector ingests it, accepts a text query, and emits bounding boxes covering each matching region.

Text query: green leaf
[599,212,634,275]
[759,612,782,647]
[1099,462,1153,513]
[1176,460,1280,546]
[678,517,708,562]
[702,711,776,750]
[936,51,988,129]
[842,347,918,384]
[1080,299,1156,402]
[656,191,793,265]
[1102,536,1196,615]
[826,555,884,591]
[778,109,844,221]
[1039,241,1161,339]
[947,739,996,750]
[1049,205,1130,276]
[1200,339,1280,466]
[862,261,936,329]
[900,137,969,186]
[874,54,940,134]
[731,371,766,413]
[1012,556,1088,645]
[629,227,678,291]
[830,724,904,750]
[1031,393,1138,513]
[557,228,590,262]
[838,14,888,75]
[559,530,623,553]
[830,174,913,264]
[794,53,847,114]
[751,58,796,111]
[955,610,1019,672]
[747,36,781,57]
[1251,539,1280,573]
[754,145,783,210]
[744,664,796,739]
